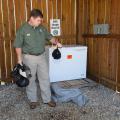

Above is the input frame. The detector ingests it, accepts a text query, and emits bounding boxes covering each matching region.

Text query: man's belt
[23,52,44,56]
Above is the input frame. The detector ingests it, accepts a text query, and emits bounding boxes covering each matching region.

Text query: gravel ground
[0,79,120,120]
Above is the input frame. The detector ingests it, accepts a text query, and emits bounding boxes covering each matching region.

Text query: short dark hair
[29,9,43,18]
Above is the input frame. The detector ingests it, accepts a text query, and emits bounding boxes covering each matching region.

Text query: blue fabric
[51,83,88,107]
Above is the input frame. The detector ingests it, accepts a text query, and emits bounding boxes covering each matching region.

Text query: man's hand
[50,37,62,48]
[56,42,62,48]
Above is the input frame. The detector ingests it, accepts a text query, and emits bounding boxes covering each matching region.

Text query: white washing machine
[45,45,87,82]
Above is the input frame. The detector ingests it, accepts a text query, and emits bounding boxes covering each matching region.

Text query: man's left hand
[56,42,62,48]
[50,37,62,48]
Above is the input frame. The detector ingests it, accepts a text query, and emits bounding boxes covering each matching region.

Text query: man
[14,9,62,109]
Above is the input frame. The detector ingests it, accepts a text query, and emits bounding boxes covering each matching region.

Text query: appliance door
[49,47,87,82]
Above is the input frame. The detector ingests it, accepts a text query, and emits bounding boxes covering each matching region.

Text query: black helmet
[52,47,61,59]
[11,64,30,87]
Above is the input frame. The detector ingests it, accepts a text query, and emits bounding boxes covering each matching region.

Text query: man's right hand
[18,60,23,65]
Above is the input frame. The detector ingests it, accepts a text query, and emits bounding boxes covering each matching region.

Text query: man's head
[28,9,43,27]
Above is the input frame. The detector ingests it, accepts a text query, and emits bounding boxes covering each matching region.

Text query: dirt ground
[0,79,120,120]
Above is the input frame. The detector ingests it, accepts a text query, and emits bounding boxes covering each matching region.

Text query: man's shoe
[46,101,56,107]
[29,102,39,109]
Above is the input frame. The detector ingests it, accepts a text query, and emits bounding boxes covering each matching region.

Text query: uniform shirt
[14,22,53,54]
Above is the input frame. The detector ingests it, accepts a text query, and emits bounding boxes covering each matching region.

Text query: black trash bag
[52,47,61,59]
[11,64,30,87]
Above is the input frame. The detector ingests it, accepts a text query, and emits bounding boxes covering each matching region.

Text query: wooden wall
[0,0,77,82]
[77,0,120,91]
[0,0,120,91]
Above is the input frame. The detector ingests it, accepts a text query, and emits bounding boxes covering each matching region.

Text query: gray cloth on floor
[51,83,88,107]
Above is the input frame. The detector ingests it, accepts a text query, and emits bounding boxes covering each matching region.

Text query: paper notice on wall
[50,19,61,36]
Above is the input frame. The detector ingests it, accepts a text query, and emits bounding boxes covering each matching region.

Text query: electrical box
[93,24,110,34]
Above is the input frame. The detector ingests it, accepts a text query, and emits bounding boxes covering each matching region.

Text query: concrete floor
[0,79,120,120]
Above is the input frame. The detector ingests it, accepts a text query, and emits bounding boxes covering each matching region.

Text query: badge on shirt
[26,33,31,36]
[39,29,43,33]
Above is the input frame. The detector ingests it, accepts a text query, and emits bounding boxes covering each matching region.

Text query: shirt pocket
[25,33,31,40]
[38,29,46,40]
[24,33,34,45]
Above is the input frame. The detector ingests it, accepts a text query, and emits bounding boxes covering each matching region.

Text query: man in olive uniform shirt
[14,9,62,109]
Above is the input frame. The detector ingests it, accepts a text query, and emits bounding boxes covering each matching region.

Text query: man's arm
[50,37,62,48]
[13,29,24,64]
[15,48,22,64]
[44,27,62,47]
